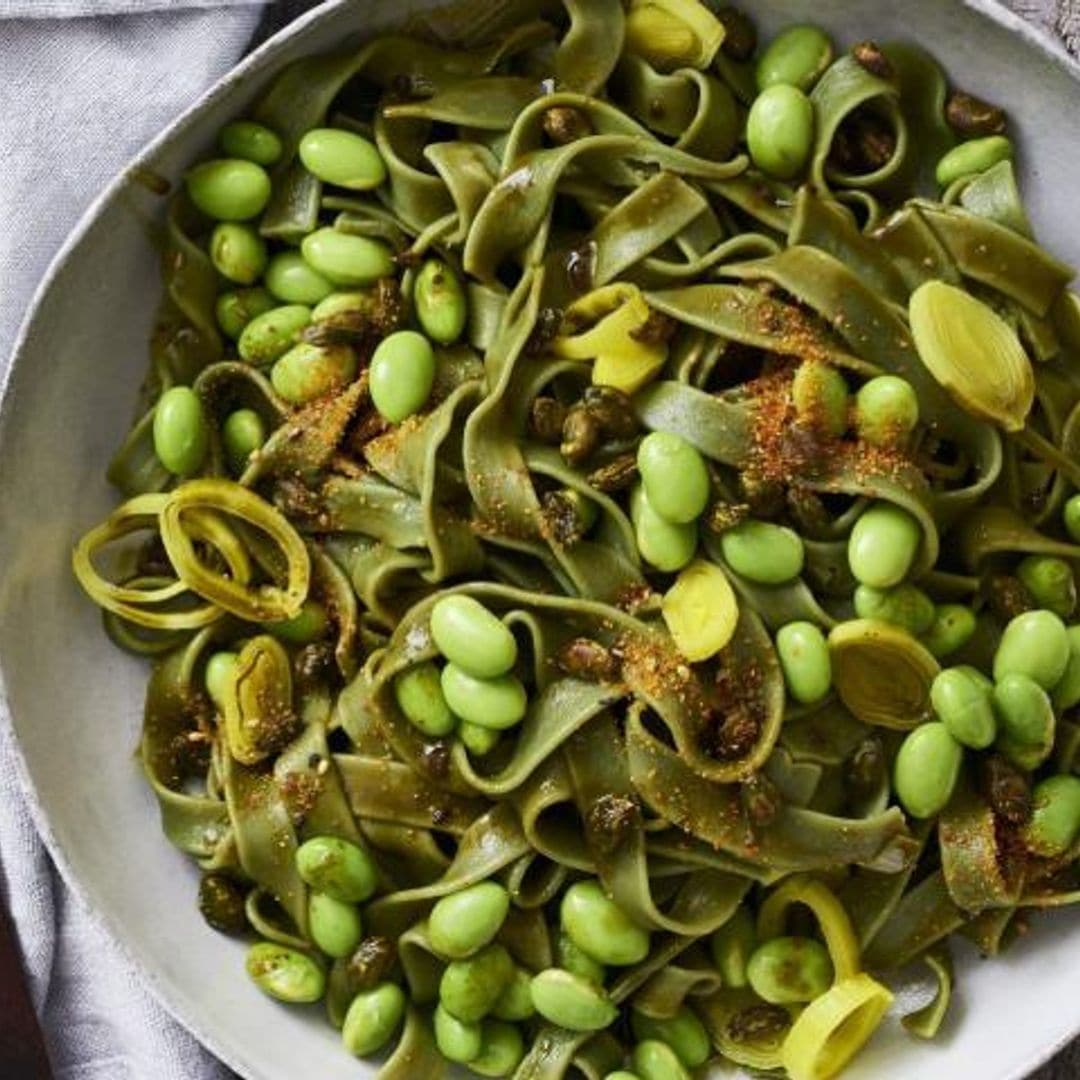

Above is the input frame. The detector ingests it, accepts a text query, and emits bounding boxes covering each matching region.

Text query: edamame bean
[721,519,805,584]
[1053,626,1080,711]
[459,721,501,756]
[205,651,238,710]
[637,432,711,524]
[632,1039,692,1080]
[1064,493,1080,543]
[394,662,456,737]
[265,251,334,304]
[267,600,329,644]
[993,609,1070,689]
[1024,775,1080,857]
[153,386,208,475]
[439,943,514,1022]
[993,673,1055,770]
[299,128,387,191]
[847,503,921,588]
[894,722,963,818]
[854,584,936,636]
[492,965,536,1021]
[219,120,283,166]
[310,891,363,959]
[556,932,606,986]
[312,290,375,323]
[921,604,977,658]
[216,285,275,340]
[630,484,698,572]
[272,342,358,404]
[415,259,468,345]
[747,936,833,1004]
[709,906,756,988]
[530,968,618,1031]
[210,223,267,285]
[747,84,815,180]
[441,664,527,731]
[931,667,996,749]
[238,304,312,366]
[434,1003,482,1063]
[296,836,378,903]
[469,1020,525,1077]
[369,330,437,423]
[186,158,271,221]
[246,941,326,1003]
[221,408,267,476]
[756,25,833,91]
[604,1074,642,1080]
[775,621,832,705]
[855,375,919,447]
[428,881,510,959]
[561,880,650,966]
[630,1007,711,1067]
[300,228,395,287]
[935,135,1013,188]
[792,361,849,438]
[342,982,406,1057]
[1017,555,1076,618]
[430,595,517,678]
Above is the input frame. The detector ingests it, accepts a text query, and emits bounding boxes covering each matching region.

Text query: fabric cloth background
[0,1,1077,1078]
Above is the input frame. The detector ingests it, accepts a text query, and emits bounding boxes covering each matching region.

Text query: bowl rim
[0,1,1078,1077]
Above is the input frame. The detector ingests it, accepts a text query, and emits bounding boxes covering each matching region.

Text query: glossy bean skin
[893,722,963,819]
[935,135,1013,187]
[530,968,618,1031]
[265,252,334,305]
[341,982,406,1057]
[428,881,511,959]
[636,431,711,524]
[216,286,276,340]
[992,609,1070,689]
[439,943,514,1022]
[301,227,395,287]
[394,662,457,737]
[1024,775,1080,857]
[630,484,698,572]
[469,1020,525,1077]
[931,667,996,749]
[492,966,536,1021]
[309,891,363,959]
[632,1039,692,1080]
[369,330,437,423]
[219,120,283,166]
[153,386,208,476]
[556,932,606,987]
[604,1074,642,1080]
[756,24,834,91]
[299,128,388,190]
[854,584,936,636]
[246,942,325,1003]
[271,343,358,404]
[459,721,501,757]
[747,84,815,180]
[561,880,650,967]
[921,604,977,658]
[238,304,312,366]
[1053,626,1080,711]
[204,651,238,710]
[847,503,921,588]
[721,520,805,585]
[441,664,528,731]
[747,936,833,1004]
[775,621,832,705]
[993,673,1055,770]
[434,1003,483,1063]
[415,259,468,345]
[210,223,267,285]
[296,836,378,903]
[792,361,848,437]
[430,595,517,678]
[854,376,919,447]
[267,600,329,645]
[1017,555,1076,618]
[709,906,756,988]
[1064,494,1080,543]
[222,408,267,475]
[630,1007,711,1067]
[186,158,271,221]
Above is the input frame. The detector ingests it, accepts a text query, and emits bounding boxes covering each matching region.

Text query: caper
[582,385,639,441]
[530,397,568,445]
[543,106,593,145]
[561,405,602,465]
[198,873,248,934]
[945,91,1006,137]
[850,41,894,79]
[555,637,621,682]
[587,452,639,494]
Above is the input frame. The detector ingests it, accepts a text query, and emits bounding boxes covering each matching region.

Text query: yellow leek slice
[661,559,739,661]
[625,0,725,71]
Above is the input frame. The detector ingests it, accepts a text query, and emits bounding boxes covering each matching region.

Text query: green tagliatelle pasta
[71,2,1080,1078]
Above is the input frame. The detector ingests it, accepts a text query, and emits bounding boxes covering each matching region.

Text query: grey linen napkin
[0,2,1077,1079]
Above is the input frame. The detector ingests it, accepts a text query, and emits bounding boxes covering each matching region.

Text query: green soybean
[238,304,312,366]
[264,251,334,305]
[153,386,208,476]
[935,135,1013,188]
[299,128,387,191]
[605,1074,642,1080]
[492,966,536,1022]
[721,519,805,584]
[439,943,514,1022]
[993,609,1070,689]
[632,1039,692,1080]
[792,361,849,437]
[931,667,996,749]
[216,286,276,340]
[394,662,456,737]
[747,84,815,180]
[222,408,267,475]
[267,600,329,645]
[430,595,517,678]
[271,342,358,404]
[434,1003,483,1063]
[921,604,977,659]
[469,1020,525,1077]
[415,259,468,344]
[342,982,406,1057]
[312,290,375,323]
[630,1007,711,1067]
[756,24,834,91]
[747,936,833,1004]
[300,228,395,288]
[556,932,606,987]
[246,942,325,1003]
[1017,555,1076,618]
[637,431,711,524]
[219,120,283,166]
[369,330,437,423]
[630,484,698,572]
[993,673,1055,770]
[309,891,363,959]
[854,583,936,636]
[428,881,510,959]
[204,651,238,710]
[186,158,271,221]
[709,906,756,988]
[296,836,378,903]
[459,722,502,757]
[530,968,618,1031]
[561,879,650,966]
[855,375,920,447]
[847,503,921,588]
[441,664,527,731]
[209,222,267,285]
[1064,494,1080,543]
[1024,775,1080,857]
[1053,626,1080,711]
[894,722,963,819]
[775,621,832,705]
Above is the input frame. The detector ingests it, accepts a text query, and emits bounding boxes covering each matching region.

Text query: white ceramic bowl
[2,2,1079,1077]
